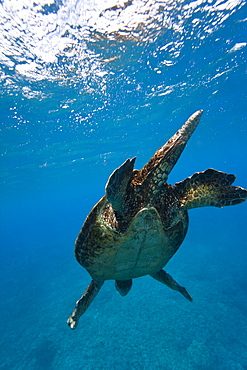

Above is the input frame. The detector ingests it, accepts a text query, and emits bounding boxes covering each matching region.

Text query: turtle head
[105,157,136,212]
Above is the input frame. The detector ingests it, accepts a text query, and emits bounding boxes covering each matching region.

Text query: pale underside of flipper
[174,168,247,210]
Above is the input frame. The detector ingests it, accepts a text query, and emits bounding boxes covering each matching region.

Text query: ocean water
[1,1,247,369]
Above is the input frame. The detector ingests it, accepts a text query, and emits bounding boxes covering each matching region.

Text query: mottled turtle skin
[68,110,247,329]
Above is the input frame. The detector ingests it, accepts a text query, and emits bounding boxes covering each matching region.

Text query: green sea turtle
[67,110,247,329]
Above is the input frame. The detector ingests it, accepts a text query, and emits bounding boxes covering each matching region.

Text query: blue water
[1,1,247,369]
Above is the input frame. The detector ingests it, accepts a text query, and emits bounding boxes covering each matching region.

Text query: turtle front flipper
[67,279,104,330]
[150,269,193,302]
[174,169,247,210]
[133,110,203,189]
[105,157,136,212]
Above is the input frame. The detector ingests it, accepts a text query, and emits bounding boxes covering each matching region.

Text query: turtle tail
[174,169,247,210]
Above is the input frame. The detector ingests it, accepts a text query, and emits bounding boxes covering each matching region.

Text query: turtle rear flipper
[174,168,247,210]
[67,280,104,329]
[151,269,193,302]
